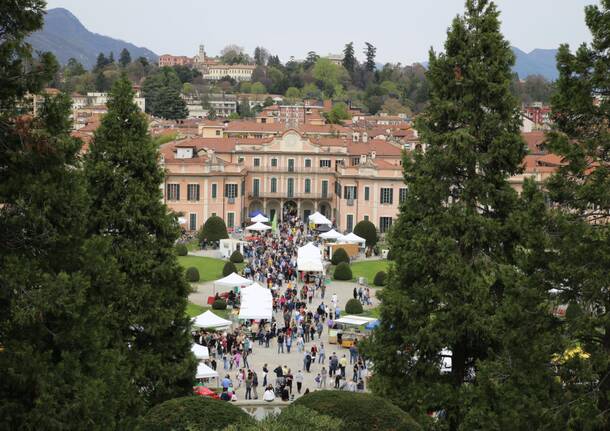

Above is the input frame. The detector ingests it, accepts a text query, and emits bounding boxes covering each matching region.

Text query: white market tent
[239,283,273,320]
[319,229,343,240]
[298,242,322,259]
[191,343,210,360]
[334,315,378,326]
[297,258,324,272]
[215,272,252,288]
[196,362,219,379]
[177,216,187,225]
[297,242,324,273]
[337,232,366,246]
[192,310,232,329]
[308,211,332,226]
[251,214,269,223]
[245,221,271,231]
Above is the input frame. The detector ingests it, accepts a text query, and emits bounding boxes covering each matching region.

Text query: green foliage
[386,249,394,261]
[185,267,200,282]
[223,406,343,431]
[293,391,421,431]
[342,42,356,72]
[331,248,350,265]
[285,86,301,101]
[175,243,188,256]
[251,82,267,94]
[333,262,352,281]
[345,298,363,314]
[212,299,228,310]
[197,216,229,243]
[139,396,253,431]
[229,250,244,263]
[373,271,387,286]
[325,102,350,124]
[353,220,378,248]
[312,58,348,96]
[142,67,188,119]
[119,48,131,68]
[222,261,237,277]
[363,42,377,72]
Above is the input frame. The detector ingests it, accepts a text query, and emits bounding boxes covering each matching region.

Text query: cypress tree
[85,76,196,416]
[342,42,356,73]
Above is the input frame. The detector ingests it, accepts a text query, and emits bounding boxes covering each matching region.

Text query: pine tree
[85,76,196,415]
[364,1,535,429]
[342,42,356,73]
[95,52,108,71]
[363,42,377,72]
[544,1,610,428]
[119,48,132,68]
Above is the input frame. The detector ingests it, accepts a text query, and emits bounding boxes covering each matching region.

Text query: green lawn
[350,260,390,284]
[177,256,227,282]
[186,302,230,320]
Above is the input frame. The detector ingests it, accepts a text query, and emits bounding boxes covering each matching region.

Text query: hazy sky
[45,0,596,64]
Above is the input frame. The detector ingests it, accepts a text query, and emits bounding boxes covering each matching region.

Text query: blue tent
[249,210,265,217]
[365,320,380,330]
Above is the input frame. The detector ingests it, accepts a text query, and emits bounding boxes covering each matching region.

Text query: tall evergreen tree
[363,42,377,72]
[342,42,356,73]
[95,52,108,71]
[545,1,610,428]
[364,1,537,429]
[142,68,188,119]
[119,48,132,68]
[85,76,196,415]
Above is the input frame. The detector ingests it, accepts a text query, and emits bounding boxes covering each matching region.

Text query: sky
[45,0,596,64]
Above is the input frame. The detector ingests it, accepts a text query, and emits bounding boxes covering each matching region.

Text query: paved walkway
[188,279,379,400]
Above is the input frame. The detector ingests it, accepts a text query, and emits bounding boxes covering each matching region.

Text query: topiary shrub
[212,299,227,310]
[229,250,244,263]
[175,243,188,256]
[222,261,237,277]
[139,396,253,431]
[331,248,350,265]
[353,219,378,248]
[185,267,200,282]
[293,391,421,431]
[197,216,229,243]
[373,271,387,287]
[333,262,352,281]
[345,298,363,314]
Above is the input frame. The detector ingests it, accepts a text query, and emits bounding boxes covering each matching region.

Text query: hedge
[373,271,387,286]
[333,262,352,281]
[139,396,253,431]
[293,391,421,431]
[197,216,229,243]
[185,267,200,282]
[229,250,244,263]
[331,248,350,265]
[222,261,237,277]
[175,243,188,256]
[353,220,378,248]
[212,299,227,310]
[345,298,363,314]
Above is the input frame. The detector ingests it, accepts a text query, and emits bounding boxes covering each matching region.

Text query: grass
[186,302,231,320]
[349,260,390,284]
[177,256,227,282]
[361,307,381,318]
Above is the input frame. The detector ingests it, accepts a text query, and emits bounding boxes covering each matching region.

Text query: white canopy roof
[191,343,210,360]
[196,362,219,379]
[177,216,187,225]
[308,211,332,226]
[334,315,378,326]
[245,221,271,231]
[338,232,366,245]
[297,242,323,272]
[298,242,322,260]
[192,310,232,329]
[251,214,269,223]
[319,229,343,240]
[239,282,273,320]
[297,258,324,272]
[215,272,253,287]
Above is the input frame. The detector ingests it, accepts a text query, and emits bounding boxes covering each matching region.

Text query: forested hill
[511,47,559,81]
[27,8,158,69]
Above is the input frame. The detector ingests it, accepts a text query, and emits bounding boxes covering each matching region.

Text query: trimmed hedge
[139,396,253,431]
[331,248,350,265]
[345,298,363,314]
[197,216,229,243]
[175,243,188,256]
[222,261,237,277]
[185,267,200,282]
[212,299,227,310]
[333,262,352,281]
[229,250,244,263]
[353,220,378,248]
[293,391,421,431]
[373,271,387,286]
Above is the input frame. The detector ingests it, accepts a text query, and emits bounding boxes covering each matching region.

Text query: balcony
[248,166,335,174]
[247,191,333,200]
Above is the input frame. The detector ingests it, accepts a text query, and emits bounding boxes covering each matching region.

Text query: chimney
[362,132,368,143]
[370,151,376,159]
[352,132,360,142]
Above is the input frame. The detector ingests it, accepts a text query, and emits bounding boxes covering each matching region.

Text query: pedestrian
[318,342,325,364]
[285,335,292,353]
[305,351,312,373]
[252,371,259,399]
[321,366,328,388]
[339,354,348,378]
[262,364,268,387]
[295,370,304,394]
[245,371,253,400]
[277,332,285,354]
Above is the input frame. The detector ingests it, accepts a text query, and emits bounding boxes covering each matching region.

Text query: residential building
[158,55,194,67]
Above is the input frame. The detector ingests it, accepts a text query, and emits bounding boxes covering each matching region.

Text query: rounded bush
[229,250,244,263]
[331,248,350,265]
[212,299,227,310]
[293,391,421,431]
[185,267,200,282]
[175,243,188,256]
[222,261,237,277]
[333,262,352,281]
[353,220,378,248]
[345,298,363,314]
[139,396,253,431]
[197,216,229,243]
[373,271,387,287]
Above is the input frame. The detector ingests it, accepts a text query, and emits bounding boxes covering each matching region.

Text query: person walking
[329,353,338,377]
[339,354,348,378]
[320,366,328,388]
[295,370,304,394]
[305,351,312,373]
[245,371,253,400]
[252,370,259,399]
[277,332,285,354]
[318,342,326,364]
[285,334,292,353]
[262,364,268,387]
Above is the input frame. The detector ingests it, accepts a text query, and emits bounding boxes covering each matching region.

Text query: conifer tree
[363,42,377,72]
[342,42,356,73]
[119,48,132,67]
[85,76,196,415]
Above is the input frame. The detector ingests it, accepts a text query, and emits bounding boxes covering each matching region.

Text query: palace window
[167,184,180,201]
[253,158,261,167]
[364,186,370,201]
[211,183,217,199]
[320,159,331,168]
[187,184,200,201]
[225,184,238,199]
[305,178,311,193]
[399,188,408,204]
[270,178,277,193]
[379,217,393,233]
[305,158,312,168]
[380,188,393,204]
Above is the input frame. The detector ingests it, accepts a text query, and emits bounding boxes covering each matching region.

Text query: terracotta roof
[225,121,284,133]
[523,153,564,173]
[522,131,547,154]
[373,159,402,170]
[300,124,350,134]
[346,140,403,156]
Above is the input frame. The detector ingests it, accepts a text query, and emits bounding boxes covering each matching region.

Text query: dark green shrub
[373,271,387,286]
[333,262,352,281]
[331,248,350,265]
[222,261,237,277]
[345,298,363,314]
[229,250,244,263]
[185,267,200,282]
[139,396,253,431]
[175,243,188,256]
[212,299,227,310]
[293,391,421,431]
[353,220,378,248]
[386,249,394,261]
[197,216,229,243]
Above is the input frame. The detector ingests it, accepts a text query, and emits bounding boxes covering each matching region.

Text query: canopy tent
[177,216,187,225]
[337,232,366,245]
[245,222,271,231]
[319,229,343,240]
[334,315,378,326]
[297,258,324,272]
[308,211,332,226]
[196,362,219,379]
[298,242,322,260]
[191,343,210,360]
[297,242,324,273]
[192,310,232,329]
[249,209,264,218]
[251,214,269,223]
[239,283,273,320]
[215,272,252,288]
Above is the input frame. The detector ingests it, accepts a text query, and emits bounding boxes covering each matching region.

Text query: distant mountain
[511,47,558,81]
[28,8,158,69]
